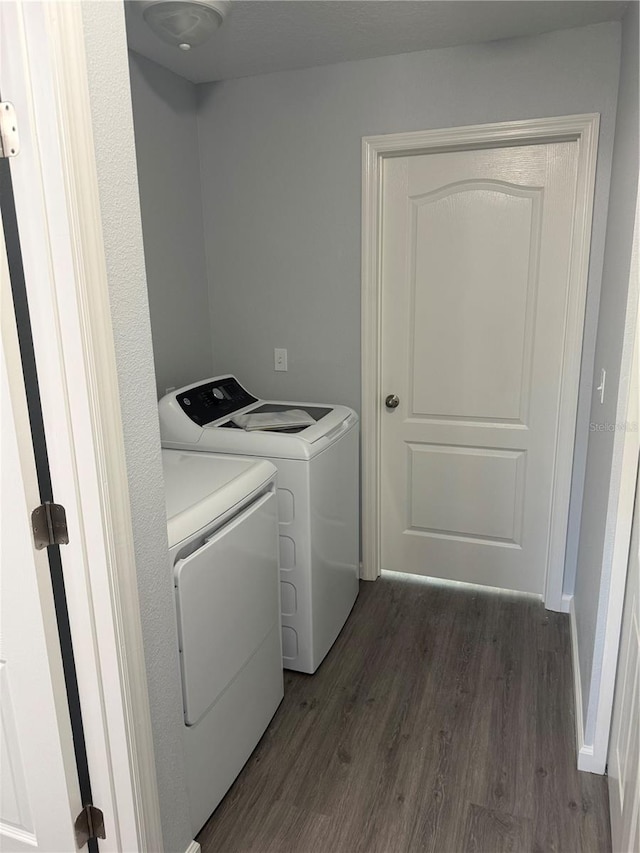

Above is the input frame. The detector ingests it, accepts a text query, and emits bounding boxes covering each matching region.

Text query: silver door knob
[385,394,400,409]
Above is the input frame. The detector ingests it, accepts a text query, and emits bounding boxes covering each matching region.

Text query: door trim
[4,2,165,850]
[44,5,165,848]
[361,114,600,611]
[596,190,639,780]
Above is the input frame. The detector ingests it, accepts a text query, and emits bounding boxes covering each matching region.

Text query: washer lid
[162,449,276,547]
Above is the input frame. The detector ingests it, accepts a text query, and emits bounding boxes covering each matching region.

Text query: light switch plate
[274,348,288,372]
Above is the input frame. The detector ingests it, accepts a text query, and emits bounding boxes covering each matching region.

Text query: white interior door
[381,141,580,594]
[0,216,81,851]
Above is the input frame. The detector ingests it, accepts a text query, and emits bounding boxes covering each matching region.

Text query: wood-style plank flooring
[197,575,610,853]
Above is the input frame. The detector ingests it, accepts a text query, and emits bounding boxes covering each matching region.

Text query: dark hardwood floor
[197,575,611,853]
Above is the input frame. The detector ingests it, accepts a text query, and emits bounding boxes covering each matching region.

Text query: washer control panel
[176,377,257,426]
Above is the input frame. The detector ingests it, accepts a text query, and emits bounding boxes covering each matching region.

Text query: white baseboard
[560,592,573,613]
[568,596,585,756]
[577,741,601,773]
[185,841,201,853]
[359,561,377,581]
[568,596,588,766]
[568,595,604,774]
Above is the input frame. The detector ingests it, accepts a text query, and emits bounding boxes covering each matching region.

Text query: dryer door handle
[203,490,274,548]
[174,487,274,566]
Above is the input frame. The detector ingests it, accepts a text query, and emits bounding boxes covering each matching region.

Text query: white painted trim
[361,114,600,603]
[361,133,383,582]
[587,189,640,772]
[4,2,163,849]
[561,592,573,614]
[568,596,600,772]
[568,597,585,763]
[578,746,599,774]
[570,192,640,777]
[44,5,165,848]
[184,841,202,853]
[43,4,165,848]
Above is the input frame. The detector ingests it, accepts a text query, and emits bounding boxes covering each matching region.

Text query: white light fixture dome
[143,0,230,51]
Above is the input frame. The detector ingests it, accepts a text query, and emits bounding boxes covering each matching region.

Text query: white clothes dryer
[159,375,360,674]
[162,449,283,834]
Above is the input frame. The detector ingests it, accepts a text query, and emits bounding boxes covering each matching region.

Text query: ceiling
[125,0,628,84]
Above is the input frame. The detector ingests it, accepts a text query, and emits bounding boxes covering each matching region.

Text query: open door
[1,207,82,852]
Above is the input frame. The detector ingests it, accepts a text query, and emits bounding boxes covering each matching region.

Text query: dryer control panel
[176,377,257,426]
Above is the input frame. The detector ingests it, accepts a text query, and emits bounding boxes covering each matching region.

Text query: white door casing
[0,210,81,852]
[1,2,165,850]
[361,116,599,610]
[566,187,639,777]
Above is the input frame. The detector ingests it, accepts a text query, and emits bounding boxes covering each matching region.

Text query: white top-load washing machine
[162,449,283,834]
[159,375,360,674]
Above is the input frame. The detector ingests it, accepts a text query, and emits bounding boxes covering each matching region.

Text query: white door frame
[361,114,600,612]
[2,2,164,850]
[606,192,639,812]
[585,188,639,778]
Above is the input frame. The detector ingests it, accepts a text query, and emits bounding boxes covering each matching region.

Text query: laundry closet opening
[122,3,636,851]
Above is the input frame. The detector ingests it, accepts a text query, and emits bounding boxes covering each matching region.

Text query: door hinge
[74,804,106,848]
[0,102,20,158]
[31,502,69,549]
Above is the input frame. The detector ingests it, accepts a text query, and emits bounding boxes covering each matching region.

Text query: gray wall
[128,50,212,399]
[81,4,193,852]
[196,21,622,591]
[196,23,621,411]
[574,1,639,745]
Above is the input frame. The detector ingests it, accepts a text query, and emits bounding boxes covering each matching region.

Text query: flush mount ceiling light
[143,0,230,51]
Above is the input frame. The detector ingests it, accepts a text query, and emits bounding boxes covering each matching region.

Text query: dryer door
[174,489,280,726]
